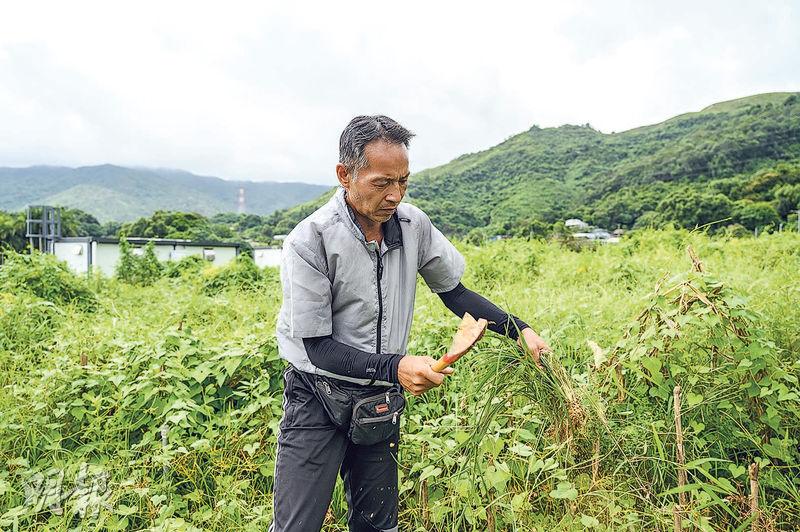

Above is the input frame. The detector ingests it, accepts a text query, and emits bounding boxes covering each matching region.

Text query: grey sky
[1,1,798,185]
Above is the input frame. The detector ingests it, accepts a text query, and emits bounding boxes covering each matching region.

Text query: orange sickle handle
[431,312,488,373]
[431,352,461,372]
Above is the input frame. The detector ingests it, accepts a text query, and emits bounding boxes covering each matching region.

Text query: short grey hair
[339,115,415,177]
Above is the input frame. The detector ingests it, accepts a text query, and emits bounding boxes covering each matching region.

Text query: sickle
[431,312,488,373]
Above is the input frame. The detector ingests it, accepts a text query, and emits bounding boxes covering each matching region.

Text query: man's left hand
[517,327,552,368]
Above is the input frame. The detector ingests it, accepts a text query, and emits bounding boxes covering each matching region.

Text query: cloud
[0,0,797,184]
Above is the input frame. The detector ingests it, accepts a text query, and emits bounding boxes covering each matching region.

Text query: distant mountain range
[4,92,799,234]
[0,164,329,222]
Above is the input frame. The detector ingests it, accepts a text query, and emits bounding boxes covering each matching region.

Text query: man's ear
[336,163,351,189]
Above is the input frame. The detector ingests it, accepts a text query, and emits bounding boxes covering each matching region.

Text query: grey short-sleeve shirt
[416,209,465,293]
[276,187,465,385]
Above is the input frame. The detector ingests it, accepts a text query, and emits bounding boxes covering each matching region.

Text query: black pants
[269,367,400,532]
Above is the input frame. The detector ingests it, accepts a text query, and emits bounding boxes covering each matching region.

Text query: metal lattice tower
[237,187,246,214]
[25,205,62,253]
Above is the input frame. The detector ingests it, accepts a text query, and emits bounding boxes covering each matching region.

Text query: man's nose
[386,183,403,204]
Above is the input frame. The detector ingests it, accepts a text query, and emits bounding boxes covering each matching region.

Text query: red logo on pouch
[376,403,389,414]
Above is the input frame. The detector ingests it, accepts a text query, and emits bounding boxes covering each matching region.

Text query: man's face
[338,140,410,224]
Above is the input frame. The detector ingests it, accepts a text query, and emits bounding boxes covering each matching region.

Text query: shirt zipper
[375,248,383,355]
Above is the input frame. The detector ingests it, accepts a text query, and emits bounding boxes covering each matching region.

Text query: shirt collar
[336,187,404,252]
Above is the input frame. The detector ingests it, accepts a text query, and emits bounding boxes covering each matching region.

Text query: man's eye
[375,181,389,187]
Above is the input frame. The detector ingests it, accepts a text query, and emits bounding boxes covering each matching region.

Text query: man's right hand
[397,355,453,396]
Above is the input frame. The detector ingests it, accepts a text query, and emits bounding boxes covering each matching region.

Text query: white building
[565,218,590,231]
[572,229,619,244]
[52,237,241,276]
[253,246,282,269]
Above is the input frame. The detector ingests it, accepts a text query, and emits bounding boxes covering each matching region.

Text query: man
[271,115,551,532]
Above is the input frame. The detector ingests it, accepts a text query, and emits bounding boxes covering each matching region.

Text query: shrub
[732,200,781,230]
[202,254,268,295]
[0,292,63,352]
[0,251,98,311]
[116,237,164,286]
[139,241,163,282]
[0,292,63,384]
[164,254,205,278]
[720,223,751,238]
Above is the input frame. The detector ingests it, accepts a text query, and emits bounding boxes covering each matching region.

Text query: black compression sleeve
[302,336,404,384]
[437,282,529,340]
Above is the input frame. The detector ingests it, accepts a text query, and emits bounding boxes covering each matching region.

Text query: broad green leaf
[641,357,663,385]
[116,504,138,516]
[517,428,537,441]
[686,392,703,407]
[486,463,511,493]
[454,431,470,444]
[549,481,578,500]
[728,464,746,478]
[508,443,533,457]
[580,514,600,528]
[419,465,442,482]
[0,506,28,527]
[511,492,528,511]
[455,478,472,497]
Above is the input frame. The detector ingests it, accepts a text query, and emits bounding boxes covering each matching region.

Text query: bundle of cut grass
[461,342,607,460]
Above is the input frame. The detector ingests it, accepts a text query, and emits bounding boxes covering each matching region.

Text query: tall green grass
[0,229,798,530]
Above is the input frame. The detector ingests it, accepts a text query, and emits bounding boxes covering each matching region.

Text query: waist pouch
[312,375,405,446]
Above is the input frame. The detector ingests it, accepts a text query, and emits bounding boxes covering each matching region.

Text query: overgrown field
[1,230,799,531]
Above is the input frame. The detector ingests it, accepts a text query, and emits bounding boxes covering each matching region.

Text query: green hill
[405,92,800,235]
[0,165,328,223]
[260,93,800,238]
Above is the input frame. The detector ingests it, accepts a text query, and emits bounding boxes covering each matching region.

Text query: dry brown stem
[687,245,704,272]
[749,462,760,532]
[674,386,687,508]
[674,503,683,532]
